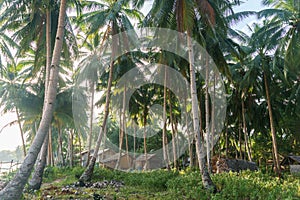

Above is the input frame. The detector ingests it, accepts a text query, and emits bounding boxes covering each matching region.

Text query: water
[0,162,21,177]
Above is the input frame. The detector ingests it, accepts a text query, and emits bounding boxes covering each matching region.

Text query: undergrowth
[17,167,300,199]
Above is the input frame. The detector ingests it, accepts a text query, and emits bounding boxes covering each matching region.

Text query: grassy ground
[17,167,300,199]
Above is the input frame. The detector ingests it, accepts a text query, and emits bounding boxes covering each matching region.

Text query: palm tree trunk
[133,124,136,168]
[57,123,64,166]
[264,72,281,176]
[225,121,228,159]
[86,81,95,167]
[68,130,74,167]
[116,101,125,169]
[169,91,177,169]
[78,130,83,166]
[143,107,148,170]
[205,52,211,172]
[187,29,215,191]
[31,8,53,190]
[15,107,26,157]
[45,7,52,95]
[163,68,170,169]
[242,99,252,161]
[0,1,67,198]
[185,98,194,168]
[239,121,243,159]
[79,21,116,182]
[47,128,53,166]
[28,133,49,190]
[210,75,215,157]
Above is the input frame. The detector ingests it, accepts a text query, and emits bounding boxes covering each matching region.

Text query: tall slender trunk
[78,130,83,166]
[79,21,116,182]
[143,106,148,170]
[30,7,53,190]
[86,81,95,167]
[210,76,215,157]
[169,91,177,169]
[102,124,107,161]
[185,99,194,168]
[205,53,211,172]
[15,107,26,157]
[47,128,53,166]
[68,130,74,167]
[0,1,67,198]
[225,121,228,159]
[238,120,243,159]
[187,29,215,190]
[242,99,252,161]
[57,123,64,166]
[163,68,170,169]
[116,89,125,169]
[133,124,136,168]
[264,72,281,176]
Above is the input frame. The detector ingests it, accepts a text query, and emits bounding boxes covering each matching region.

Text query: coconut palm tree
[0,0,67,198]
[77,0,142,181]
[144,0,238,190]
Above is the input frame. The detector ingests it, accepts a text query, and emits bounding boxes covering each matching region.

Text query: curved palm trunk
[264,72,281,176]
[187,29,216,191]
[28,132,49,190]
[79,22,116,182]
[0,1,67,198]
[30,7,53,189]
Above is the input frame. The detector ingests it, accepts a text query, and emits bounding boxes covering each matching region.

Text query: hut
[280,155,300,174]
[97,148,116,162]
[79,149,94,167]
[135,154,162,170]
[216,158,258,173]
[101,153,133,170]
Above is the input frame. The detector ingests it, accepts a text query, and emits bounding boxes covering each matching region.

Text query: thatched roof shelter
[101,153,132,170]
[135,154,162,170]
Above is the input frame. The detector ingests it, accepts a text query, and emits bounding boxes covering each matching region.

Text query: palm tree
[0,0,67,198]
[0,63,28,157]
[77,0,142,181]
[240,20,285,176]
[145,0,236,190]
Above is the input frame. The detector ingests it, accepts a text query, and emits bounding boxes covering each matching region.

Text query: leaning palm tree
[0,0,67,198]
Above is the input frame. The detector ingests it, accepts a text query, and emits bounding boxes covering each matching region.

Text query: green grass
[19,167,300,200]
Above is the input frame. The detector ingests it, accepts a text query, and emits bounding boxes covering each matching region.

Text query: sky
[0,0,268,152]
